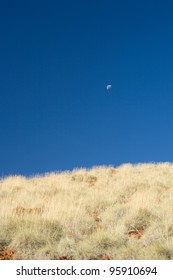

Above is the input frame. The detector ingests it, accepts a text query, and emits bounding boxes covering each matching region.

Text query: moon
[106,84,112,90]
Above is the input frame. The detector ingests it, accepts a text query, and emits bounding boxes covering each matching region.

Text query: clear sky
[1,0,173,177]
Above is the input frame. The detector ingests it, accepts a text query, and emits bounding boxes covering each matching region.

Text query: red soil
[59,256,73,260]
[128,227,144,239]
[98,255,111,260]
[12,205,43,216]
[0,249,15,260]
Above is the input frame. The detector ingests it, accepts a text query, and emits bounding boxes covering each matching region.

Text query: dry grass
[1,162,173,259]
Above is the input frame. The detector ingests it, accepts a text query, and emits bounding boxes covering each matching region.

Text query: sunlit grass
[0,162,173,259]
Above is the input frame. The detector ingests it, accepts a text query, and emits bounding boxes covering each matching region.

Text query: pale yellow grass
[1,163,173,259]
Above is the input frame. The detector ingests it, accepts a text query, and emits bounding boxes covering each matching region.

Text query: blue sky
[1,0,173,176]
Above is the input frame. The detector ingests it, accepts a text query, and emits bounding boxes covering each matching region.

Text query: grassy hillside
[1,163,173,260]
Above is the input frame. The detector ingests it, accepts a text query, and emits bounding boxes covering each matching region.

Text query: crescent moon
[106,84,112,90]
